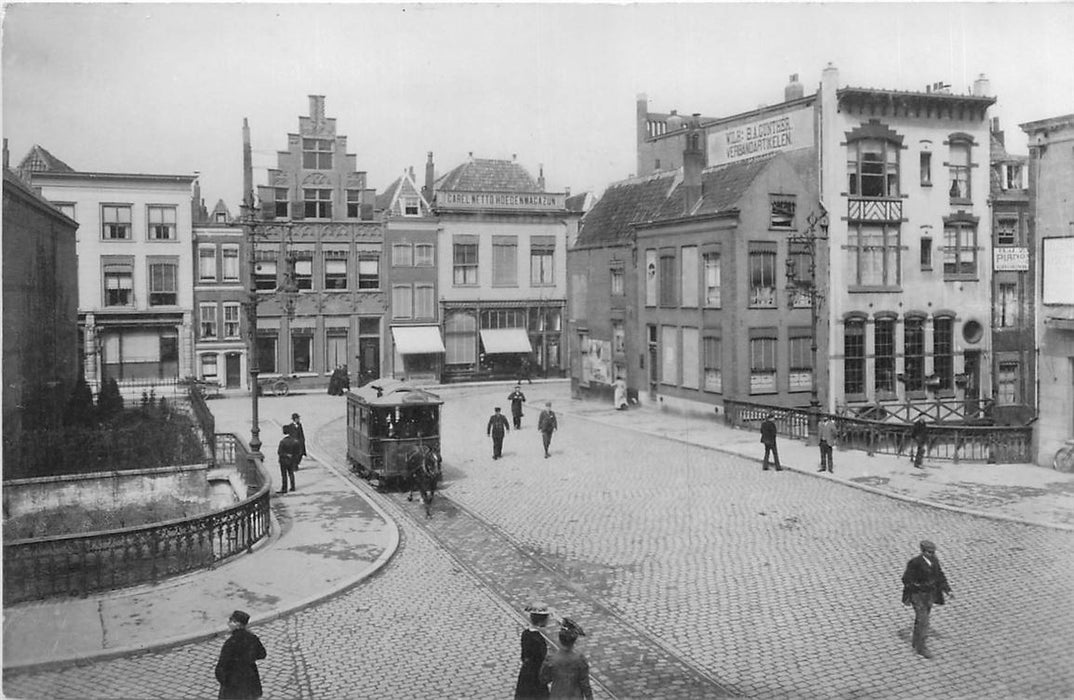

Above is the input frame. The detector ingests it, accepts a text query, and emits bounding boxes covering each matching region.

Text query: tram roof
[348,379,443,407]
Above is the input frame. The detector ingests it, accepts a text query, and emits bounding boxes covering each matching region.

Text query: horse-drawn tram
[345,379,443,490]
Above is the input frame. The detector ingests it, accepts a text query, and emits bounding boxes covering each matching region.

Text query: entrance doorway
[358,337,380,387]
[225,353,242,388]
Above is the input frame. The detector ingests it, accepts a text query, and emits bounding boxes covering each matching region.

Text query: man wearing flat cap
[215,610,267,699]
[901,540,954,659]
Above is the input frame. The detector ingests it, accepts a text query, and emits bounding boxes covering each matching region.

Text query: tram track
[318,414,739,699]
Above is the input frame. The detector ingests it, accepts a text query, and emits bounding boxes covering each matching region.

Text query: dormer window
[214,211,228,223]
[403,196,420,216]
[1005,164,1023,190]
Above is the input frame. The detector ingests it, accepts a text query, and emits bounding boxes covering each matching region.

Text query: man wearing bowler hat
[215,610,267,699]
[901,539,954,659]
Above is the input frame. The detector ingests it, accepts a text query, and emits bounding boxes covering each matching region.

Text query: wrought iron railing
[184,381,217,464]
[723,399,1033,464]
[2,434,269,605]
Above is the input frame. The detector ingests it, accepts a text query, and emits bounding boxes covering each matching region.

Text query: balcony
[847,198,902,223]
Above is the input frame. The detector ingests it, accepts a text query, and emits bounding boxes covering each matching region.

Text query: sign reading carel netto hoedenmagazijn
[438,190,567,212]
[707,106,814,167]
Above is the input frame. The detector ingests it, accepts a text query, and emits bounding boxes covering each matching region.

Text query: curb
[3,435,401,674]
[565,408,1074,534]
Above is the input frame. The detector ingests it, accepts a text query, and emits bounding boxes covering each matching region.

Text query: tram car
[346,379,443,488]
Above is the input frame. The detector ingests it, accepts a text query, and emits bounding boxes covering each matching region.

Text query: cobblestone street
[5,385,1074,699]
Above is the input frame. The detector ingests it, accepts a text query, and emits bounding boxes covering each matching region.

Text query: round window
[962,320,983,344]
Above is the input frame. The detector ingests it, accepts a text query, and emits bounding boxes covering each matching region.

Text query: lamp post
[785,207,828,440]
[240,198,262,456]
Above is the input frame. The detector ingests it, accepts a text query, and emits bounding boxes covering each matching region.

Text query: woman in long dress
[514,604,551,699]
[613,377,628,411]
[539,618,592,700]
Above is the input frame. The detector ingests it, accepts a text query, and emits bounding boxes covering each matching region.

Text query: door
[225,353,242,388]
[358,337,380,387]
[963,350,981,418]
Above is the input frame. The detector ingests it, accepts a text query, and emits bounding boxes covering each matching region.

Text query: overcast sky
[3,2,1073,207]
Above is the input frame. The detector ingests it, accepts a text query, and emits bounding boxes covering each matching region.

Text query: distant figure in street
[901,539,953,659]
[514,603,551,699]
[911,419,928,468]
[538,402,558,458]
[508,385,527,429]
[215,610,266,699]
[487,407,510,460]
[290,413,307,467]
[817,416,836,473]
[613,377,628,411]
[518,355,534,384]
[539,618,592,700]
[277,424,301,493]
[327,365,349,395]
[759,412,781,471]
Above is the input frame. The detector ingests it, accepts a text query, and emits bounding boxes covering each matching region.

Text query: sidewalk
[2,401,399,672]
[564,391,1074,532]
[5,381,1072,672]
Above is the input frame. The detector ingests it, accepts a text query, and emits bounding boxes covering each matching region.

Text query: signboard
[438,191,565,212]
[1042,237,1074,305]
[707,106,814,167]
[581,338,612,385]
[994,247,1029,271]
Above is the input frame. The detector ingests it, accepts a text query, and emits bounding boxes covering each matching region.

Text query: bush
[97,378,124,417]
[63,377,96,427]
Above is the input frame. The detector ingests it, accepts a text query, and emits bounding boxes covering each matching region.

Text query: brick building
[253,95,385,389]
[2,149,79,452]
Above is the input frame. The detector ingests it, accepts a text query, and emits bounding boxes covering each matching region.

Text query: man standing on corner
[817,416,836,473]
[911,418,928,468]
[290,413,307,468]
[759,412,781,471]
[508,385,527,430]
[538,401,558,458]
[901,539,953,659]
[487,406,510,460]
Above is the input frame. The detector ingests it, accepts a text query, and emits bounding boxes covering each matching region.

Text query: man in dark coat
[215,610,266,699]
[277,425,302,493]
[487,407,510,460]
[290,413,307,465]
[901,539,953,659]
[537,402,558,459]
[911,419,928,468]
[759,412,782,471]
[508,385,527,429]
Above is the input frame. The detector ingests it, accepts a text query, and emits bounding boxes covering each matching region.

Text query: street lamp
[785,207,829,439]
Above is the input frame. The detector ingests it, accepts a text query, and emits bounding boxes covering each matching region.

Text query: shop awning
[480,328,533,355]
[391,326,446,355]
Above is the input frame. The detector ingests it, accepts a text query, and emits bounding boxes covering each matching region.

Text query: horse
[405,443,441,518]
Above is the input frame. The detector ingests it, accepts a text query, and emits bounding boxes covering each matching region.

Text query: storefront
[391,325,445,384]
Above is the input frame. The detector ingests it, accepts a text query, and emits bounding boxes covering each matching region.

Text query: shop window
[903,317,925,392]
[933,317,954,391]
[201,354,218,381]
[256,334,277,374]
[326,332,348,370]
[874,318,896,394]
[148,205,177,241]
[844,318,865,397]
[445,311,477,365]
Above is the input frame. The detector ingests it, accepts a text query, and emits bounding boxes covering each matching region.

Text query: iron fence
[2,433,269,605]
[723,399,1033,464]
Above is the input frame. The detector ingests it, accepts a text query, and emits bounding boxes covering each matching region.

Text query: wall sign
[707,106,814,166]
[994,247,1029,271]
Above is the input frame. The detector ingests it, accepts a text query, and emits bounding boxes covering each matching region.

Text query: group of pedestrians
[488,386,559,460]
[276,412,306,494]
[515,605,593,700]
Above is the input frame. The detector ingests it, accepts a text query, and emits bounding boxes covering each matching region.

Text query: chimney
[309,95,326,123]
[785,73,804,101]
[424,151,435,202]
[242,118,253,210]
[564,186,571,198]
[408,165,414,180]
[992,117,1005,147]
[972,73,991,97]
[683,117,704,213]
[537,164,545,192]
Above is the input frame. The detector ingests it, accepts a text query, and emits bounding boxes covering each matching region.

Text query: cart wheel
[273,379,289,397]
